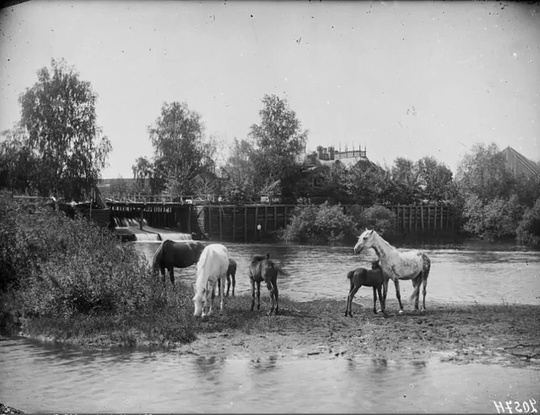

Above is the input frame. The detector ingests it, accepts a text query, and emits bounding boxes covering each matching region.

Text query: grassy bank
[0,195,198,345]
[19,284,198,349]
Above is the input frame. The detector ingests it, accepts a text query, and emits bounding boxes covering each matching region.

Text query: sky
[0,0,539,179]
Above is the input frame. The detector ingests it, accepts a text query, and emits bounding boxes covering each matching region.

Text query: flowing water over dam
[1,237,539,413]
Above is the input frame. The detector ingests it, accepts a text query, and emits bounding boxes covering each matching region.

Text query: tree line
[1,59,539,243]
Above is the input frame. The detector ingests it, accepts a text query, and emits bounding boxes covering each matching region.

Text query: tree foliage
[146,101,216,197]
[17,59,111,200]
[281,202,357,243]
[0,124,39,194]
[132,157,153,193]
[416,156,455,202]
[248,95,308,201]
[219,139,256,203]
[456,143,514,202]
[346,162,389,205]
[516,197,540,246]
[348,205,397,237]
[462,194,523,240]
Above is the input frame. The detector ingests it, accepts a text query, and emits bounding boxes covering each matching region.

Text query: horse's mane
[195,244,229,292]
[251,253,269,262]
[362,230,395,256]
[151,240,165,271]
[195,246,211,291]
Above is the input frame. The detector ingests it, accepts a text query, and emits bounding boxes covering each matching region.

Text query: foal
[344,260,386,317]
[220,258,236,297]
[249,253,285,316]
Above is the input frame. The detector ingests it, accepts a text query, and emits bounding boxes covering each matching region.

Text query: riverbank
[18,293,540,368]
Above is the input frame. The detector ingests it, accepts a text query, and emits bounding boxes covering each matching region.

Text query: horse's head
[193,288,207,317]
[354,229,376,254]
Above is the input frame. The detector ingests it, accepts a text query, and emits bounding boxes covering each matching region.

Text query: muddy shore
[60,295,538,368]
[10,294,540,368]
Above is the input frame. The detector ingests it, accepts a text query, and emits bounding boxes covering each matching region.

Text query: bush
[281,202,357,243]
[348,205,397,236]
[516,198,540,246]
[0,195,160,320]
[462,194,523,240]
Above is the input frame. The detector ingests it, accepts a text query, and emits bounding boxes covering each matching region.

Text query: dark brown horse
[152,240,205,286]
[226,258,237,297]
[218,258,237,297]
[249,253,288,316]
[344,260,387,317]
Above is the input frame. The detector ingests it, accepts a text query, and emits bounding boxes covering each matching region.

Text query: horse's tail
[346,270,354,280]
[409,253,431,302]
[152,241,165,273]
[409,281,422,302]
[274,263,290,276]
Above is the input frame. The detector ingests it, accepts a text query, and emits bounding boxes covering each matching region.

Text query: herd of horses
[151,229,431,318]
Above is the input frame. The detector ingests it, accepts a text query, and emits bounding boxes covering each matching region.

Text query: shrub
[0,194,154,318]
[281,202,357,243]
[0,194,198,345]
[462,194,523,240]
[516,197,540,246]
[0,195,70,292]
[349,205,397,236]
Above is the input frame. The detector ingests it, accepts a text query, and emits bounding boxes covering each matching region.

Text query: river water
[1,237,539,413]
[133,239,540,305]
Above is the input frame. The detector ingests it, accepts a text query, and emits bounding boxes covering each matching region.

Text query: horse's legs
[250,278,256,311]
[394,279,404,313]
[169,267,175,287]
[375,286,385,315]
[380,279,389,314]
[266,281,275,315]
[218,278,224,314]
[421,275,428,312]
[372,287,378,314]
[274,279,279,315]
[231,271,236,297]
[266,278,278,316]
[345,280,352,316]
[256,281,261,311]
[208,280,218,316]
[412,278,421,310]
[421,254,431,312]
[346,285,361,317]
[225,275,230,297]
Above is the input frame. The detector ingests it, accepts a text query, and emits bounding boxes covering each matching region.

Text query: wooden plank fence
[109,202,455,242]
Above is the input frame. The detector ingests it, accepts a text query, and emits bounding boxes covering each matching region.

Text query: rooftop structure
[501,146,540,179]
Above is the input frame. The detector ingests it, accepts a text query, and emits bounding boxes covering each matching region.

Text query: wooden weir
[108,202,455,242]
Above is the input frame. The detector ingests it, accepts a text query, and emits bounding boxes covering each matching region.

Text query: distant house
[300,145,381,202]
[311,145,374,168]
[302,145,379,173]
[501,146,540,179]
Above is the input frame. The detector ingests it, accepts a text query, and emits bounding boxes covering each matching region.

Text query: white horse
[353,229,431,313]
[193,243,230,318]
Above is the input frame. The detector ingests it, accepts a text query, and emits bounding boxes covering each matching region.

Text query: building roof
[501,146,540,179]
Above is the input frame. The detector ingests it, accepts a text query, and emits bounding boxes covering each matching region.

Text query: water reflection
[250,355,278,374]
[1,337,539,413]
[370,357,389,374]
[193,355,226,384]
